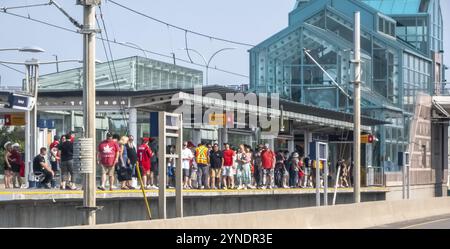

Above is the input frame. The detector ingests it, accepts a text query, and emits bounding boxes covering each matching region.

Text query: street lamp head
[18,46,45,53]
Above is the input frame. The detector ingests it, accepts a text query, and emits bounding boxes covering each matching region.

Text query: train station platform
[0,187,388,228]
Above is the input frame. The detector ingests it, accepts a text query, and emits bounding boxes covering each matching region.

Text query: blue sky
[0,0,294,86]
[0,0,449,87]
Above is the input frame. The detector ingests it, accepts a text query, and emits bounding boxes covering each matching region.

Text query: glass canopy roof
[361,0,429,14]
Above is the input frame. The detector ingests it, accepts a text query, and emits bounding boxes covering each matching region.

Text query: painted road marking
[400,217,450,229]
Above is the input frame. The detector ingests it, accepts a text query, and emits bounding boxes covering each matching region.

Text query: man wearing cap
[97,132,120,191]
[138,137,154,189]
[261,143,276,189]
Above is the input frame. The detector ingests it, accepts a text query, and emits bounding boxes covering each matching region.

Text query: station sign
[329,134,375,144]
[6,93,34,111]
[37,119,56,129]
[208,113,234,127]
[4,114,26,126]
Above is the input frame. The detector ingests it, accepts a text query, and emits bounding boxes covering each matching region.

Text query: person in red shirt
[221,143,236,190]
[97,132,120,191]
[137,137,153,189]
[261,143,276,189]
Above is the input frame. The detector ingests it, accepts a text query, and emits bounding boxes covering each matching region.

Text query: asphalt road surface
[371,214,450,229]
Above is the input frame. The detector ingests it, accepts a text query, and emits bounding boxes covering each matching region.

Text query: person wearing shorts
[59,134,75,190]
[138,137,154,189]
[97,133,120,191]
[261,143,276,189]
[209,144,223,189]
[222,143,235,190]
[181,142,193,189]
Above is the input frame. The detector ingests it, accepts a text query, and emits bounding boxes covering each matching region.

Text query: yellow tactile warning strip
[0,187,388,195]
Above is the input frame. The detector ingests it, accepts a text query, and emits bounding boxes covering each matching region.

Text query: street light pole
[353,11,361,203]
[182,48,235,86]
[0,46,44,189]
[24,60,39,188]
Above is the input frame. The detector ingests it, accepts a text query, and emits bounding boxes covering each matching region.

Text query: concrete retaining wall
[76,197,450,229]
[0,190,386,228]
[385,184,448,200]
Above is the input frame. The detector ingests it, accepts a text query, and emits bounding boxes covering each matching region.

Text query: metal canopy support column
[128,107,137,140]
[175,114,183,218]
[353,11,362,204]
[158,112,167,219]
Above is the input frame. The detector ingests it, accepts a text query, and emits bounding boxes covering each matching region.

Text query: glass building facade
[38,56,203,91]
[250,0,444,170]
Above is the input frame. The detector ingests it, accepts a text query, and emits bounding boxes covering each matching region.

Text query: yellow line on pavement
[0,187,387,195]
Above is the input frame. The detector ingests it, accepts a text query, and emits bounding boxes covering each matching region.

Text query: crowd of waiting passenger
[2,132,354,190]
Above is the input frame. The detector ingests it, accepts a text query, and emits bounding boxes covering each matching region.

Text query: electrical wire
[184,31,194,64]
[0,63,25,74]
[97,8,129,131]
[107,0,255,47]
[0,10,250,80]
[0,2,51,12]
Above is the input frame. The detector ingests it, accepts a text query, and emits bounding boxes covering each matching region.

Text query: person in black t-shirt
[33,147,54,189]
[209,144,223,189]
[125,135,138,189]
[59,134,76,190]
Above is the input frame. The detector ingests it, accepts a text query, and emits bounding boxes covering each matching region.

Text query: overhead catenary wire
[0,10,250,80]
[0,63,25,74]
[0,2,51,12]
[97,7,129,131]
[107,0,255,47]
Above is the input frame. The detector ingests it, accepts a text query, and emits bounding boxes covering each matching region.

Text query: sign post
[310,141,328,206]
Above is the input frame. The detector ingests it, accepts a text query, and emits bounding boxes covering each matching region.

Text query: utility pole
[77,0,100,226]
[353,11,361,203]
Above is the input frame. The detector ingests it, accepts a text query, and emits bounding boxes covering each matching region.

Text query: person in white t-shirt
[181,142,194,189]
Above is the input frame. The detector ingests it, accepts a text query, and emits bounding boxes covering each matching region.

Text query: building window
[378,15,396,38]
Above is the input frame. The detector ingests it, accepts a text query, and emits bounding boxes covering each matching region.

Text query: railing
[366,166,384,187]
[434,82,450,96]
